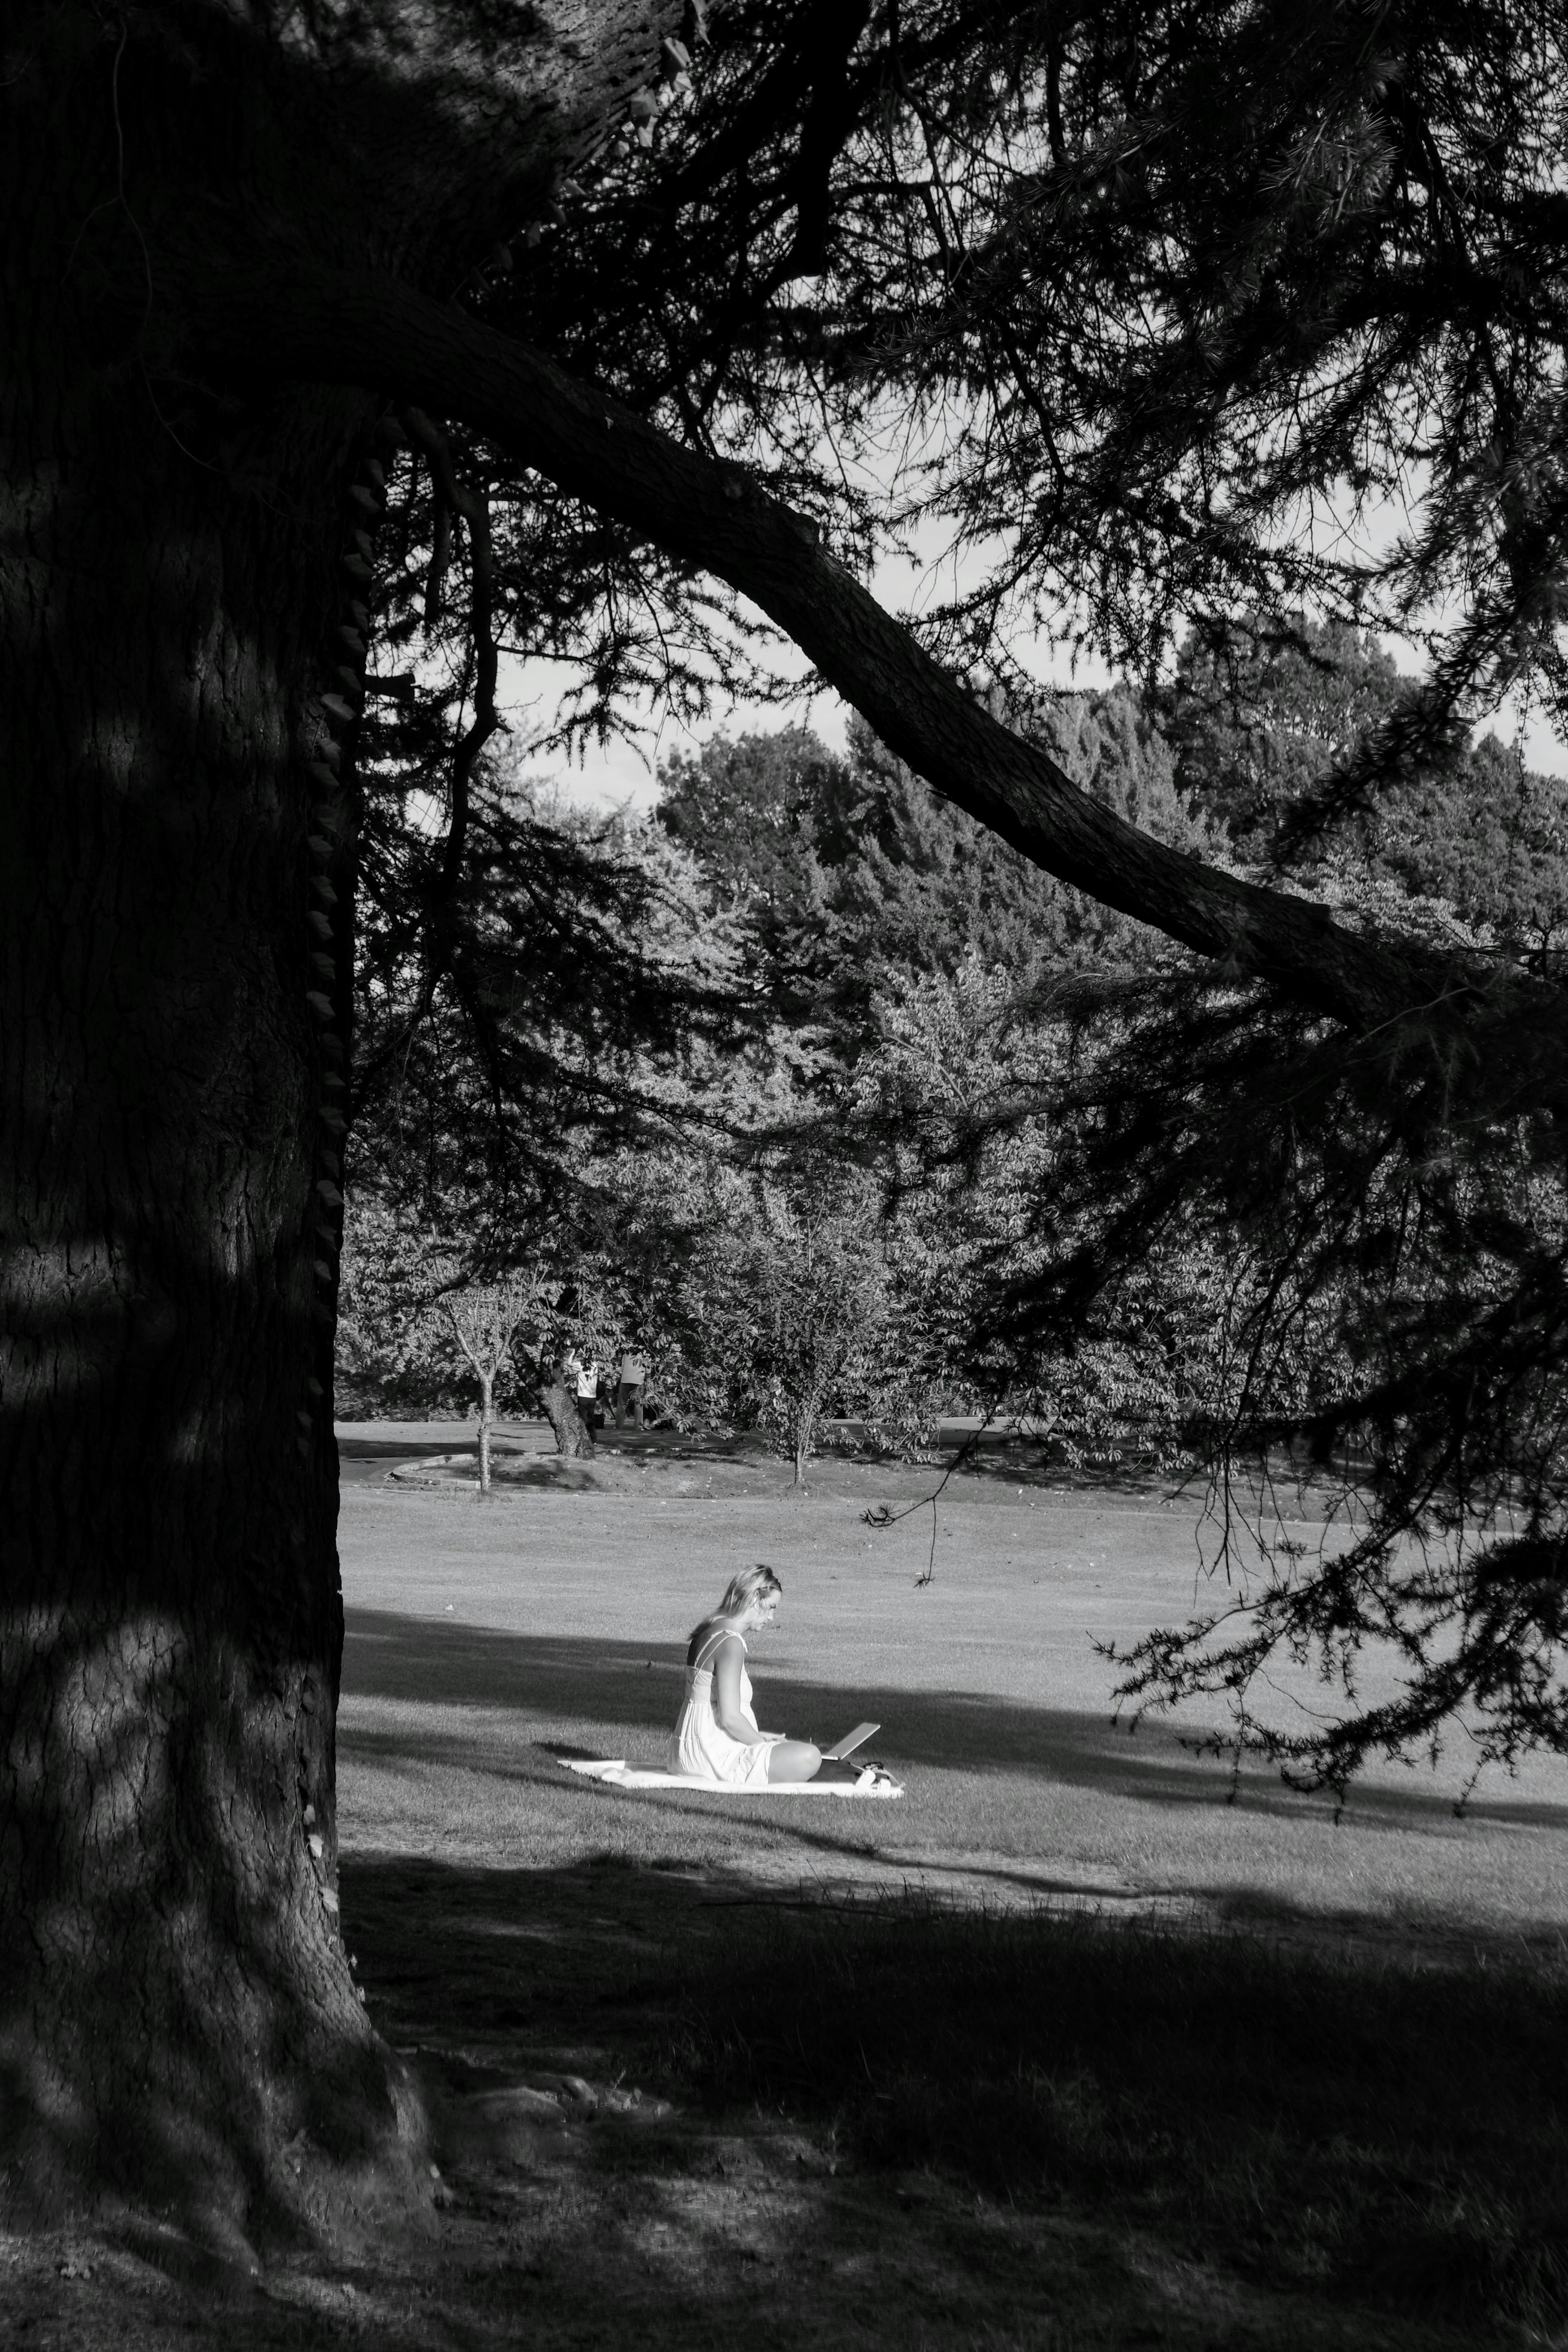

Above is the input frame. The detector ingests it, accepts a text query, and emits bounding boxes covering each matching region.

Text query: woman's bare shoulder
[688,1617,741,1665]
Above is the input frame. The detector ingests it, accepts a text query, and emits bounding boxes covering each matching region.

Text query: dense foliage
[333,0,1568,1789]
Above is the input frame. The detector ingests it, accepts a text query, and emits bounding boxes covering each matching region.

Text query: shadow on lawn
[339,1850,1568,2348]
[343,1606,1568,1835]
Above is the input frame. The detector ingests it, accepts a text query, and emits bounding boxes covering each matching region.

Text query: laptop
[822,1721,880,1761]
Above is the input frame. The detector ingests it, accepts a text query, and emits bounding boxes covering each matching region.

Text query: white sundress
[669,1627,774,1787]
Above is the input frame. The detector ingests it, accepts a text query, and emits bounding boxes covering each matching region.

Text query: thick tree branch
[399,406,500,900]
[195,265,1558,1043]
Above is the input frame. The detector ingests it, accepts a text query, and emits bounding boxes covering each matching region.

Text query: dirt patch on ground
[354,1419,1233,1507]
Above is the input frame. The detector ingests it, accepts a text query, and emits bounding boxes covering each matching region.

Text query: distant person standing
[616,1347,648,1429]
[575,1354,600,1430]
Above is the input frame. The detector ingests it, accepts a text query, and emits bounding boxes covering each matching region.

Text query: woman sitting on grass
[670,1564,900,1793]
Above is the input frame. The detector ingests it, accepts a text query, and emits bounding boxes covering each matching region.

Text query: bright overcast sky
[500,497,1568,816]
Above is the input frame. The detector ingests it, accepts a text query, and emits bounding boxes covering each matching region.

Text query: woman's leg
[765,1739,822,1783]
[764,1741,864,1784]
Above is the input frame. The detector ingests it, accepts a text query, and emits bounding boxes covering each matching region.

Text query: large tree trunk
[0,314,404,2241]
[0,0,675,2239]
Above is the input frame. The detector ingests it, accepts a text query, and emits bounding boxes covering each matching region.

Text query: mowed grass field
[53,1436,1568,2352]
[337,1433,1568,1942]
[318,1435,1568,2350]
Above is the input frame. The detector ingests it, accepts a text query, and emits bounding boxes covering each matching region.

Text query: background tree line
[342,615,1568,1515]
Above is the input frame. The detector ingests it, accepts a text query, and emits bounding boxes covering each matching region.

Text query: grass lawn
[16,1430,1565,2350]
[336,1430,1568,1943]
[324,1433,1567,2351]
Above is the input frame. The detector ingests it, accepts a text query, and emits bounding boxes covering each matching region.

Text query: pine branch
[397,406,500,902]
[196,263,1568,1065]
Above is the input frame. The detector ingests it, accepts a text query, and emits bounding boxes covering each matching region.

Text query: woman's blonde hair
[715,1563,782,1621]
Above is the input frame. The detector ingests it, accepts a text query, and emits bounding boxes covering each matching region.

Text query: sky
[497,510,1568,818]
[513,653,1568,821]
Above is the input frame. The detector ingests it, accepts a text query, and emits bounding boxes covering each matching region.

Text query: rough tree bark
[539,1370,597,1459]
[0,0,678,2238]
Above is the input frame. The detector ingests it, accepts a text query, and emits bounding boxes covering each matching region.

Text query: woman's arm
[710,1638,772,1743]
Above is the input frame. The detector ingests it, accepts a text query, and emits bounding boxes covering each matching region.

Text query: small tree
[742,1184,892,1485]
[443,1281,541,1491]
[636,1166,902,1485]
[443,1279,609,1467]
[339,1200,607,1463]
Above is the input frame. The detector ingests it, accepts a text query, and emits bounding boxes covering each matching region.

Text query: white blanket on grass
[560,1757,898,1797]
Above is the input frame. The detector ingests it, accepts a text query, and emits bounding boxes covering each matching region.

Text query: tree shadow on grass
[342,1607,1568,1835]
[336,1851,1568,2352]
